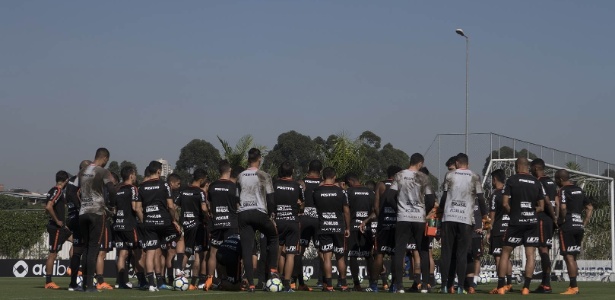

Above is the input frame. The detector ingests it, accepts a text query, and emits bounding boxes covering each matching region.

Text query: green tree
[217,135,264,171]
[0,210,47,257]
[482,146,538,176]
[107,161,120,176]
[323,134,367,180]
[175,139,221,183]
[263,131,323,178]
[0,195,28,210]
[119,160,143,182]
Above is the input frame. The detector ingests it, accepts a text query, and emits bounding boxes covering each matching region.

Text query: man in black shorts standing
[136,161,183,292]
[495,157,545,295]
[237,148,279,292]
[555,169,593,295]
[296,159,323,291]
[273,161,304,292]
[67,160,91,291]
[530,159,558,293]
[44,170,70,290]
[344,173,375,292]
[313,167,350,292]
[78,148,116,292]
[205,160,239,290]
[488,169,513,294]
[438,153,487,294]
[391,153,435,294]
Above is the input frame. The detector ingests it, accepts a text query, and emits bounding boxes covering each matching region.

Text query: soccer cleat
[297,284,313,291]
[284,287,295,292]
[68,285,84,292]
[420,284,432,294]
[396,289,406,294]
[449,286,456,294]
[409,282,420,293]
[188,284,197,291]
[290,283,296,289]
[158,283,173,290]
[139,282,149,290]
[45,282,60,289]
[534,284,552,293]
[148,285,159,292]
[269,270,280,279]
[457,287,467,294]
[96,282,114,290]
[560,287,579,295]
[341,285,350,292]
[505,284,513,292]
[353,284,363,292]
[316,281,323,288]
[382,283,389,291]
[468,286,476,294]
[325,286,335,292]
[489,288,500,294]
[85,287,101,293]
[248,285,256,293]
[440,287,448,294]
[495,287,507,295]
[204,276,213,291]
[116,284,132,289]
[521,287,530,295]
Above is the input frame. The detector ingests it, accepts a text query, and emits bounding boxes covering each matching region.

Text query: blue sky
[1,0,614,192]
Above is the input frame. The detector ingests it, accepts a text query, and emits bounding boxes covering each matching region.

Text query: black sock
[191,277,198,285]
[96,274,104,284]
[46,275,52,284]
[197,274,206,285]
[497,277,505,289]
[506,275,512,285]
[175,253,185,275]
[539,252,551,285]
[429,274,435,286]
[147,272,155,287]
[156,273,164,286]
[413,273,421,286]
[523,277,532,289]
[282,279,290,289]
[136,272,145,285]
[69,254,81,286]
[465,277,474,289]
[570,277,577,288]
[117,270,125,285]
[166,268,173,284]
[340,278,347,286]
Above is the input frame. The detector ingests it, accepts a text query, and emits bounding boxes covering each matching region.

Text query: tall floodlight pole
[456,28,469,154]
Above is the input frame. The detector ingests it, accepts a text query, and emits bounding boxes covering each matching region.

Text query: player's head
[192,168,208,188]
[111,172,120,185]
[455,153,469,168]
[121,166,136,184]
[365,180,376,191]
[323,167,336,181]
[515,157,530,173]
[55,170,69,184]
[218,159,232,175]
[387,165,403,179]
[491,169,506,188]
[247,148,262,165]
[148,161,163,177]
[230,166,244,183]
[530,158,546,177]
[278,161,294,178]
[419,167,430,176]
[94,148,110,167]
[308,160,323,174]
[446,156,457,171]
[167,173,182,190]
[79,160,91,171]
[144,166,152,178]
[409,153,424,168]
[554,169,570,187]
[344,172,360,187]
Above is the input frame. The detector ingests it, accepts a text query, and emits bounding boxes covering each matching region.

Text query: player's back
[505,173,542,226]
[113,184,139,231]
[560,185,589,232]
[79,164,111,215]
[313,184,347,234]
[442,169,482,225]
[346,186,374,231]
[178,186,206,229]
[274,178,303,222]
[208,179,239,229]
[302,177,322,219]
[237,169,272,213]
[139,179,172,226]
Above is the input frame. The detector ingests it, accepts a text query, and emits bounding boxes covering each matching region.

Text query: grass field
[2,278,614,300]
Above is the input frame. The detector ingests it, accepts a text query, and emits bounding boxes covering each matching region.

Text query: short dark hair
[365,180,376,191]
[144,166,152,177]
[344,172,359,185]
[192,168,208,182]
[231,166,244,179]
[247,148,261,163]
[491,169,506,184]
[456,153,469,165]
[121,166,135,181]
[409,153,424,166]
[531,158,546,169]
[56,170,69,183]
[387,165,403,178]
[322,167,336,180]
[308,160,323,172]
[419,167,430,176]
[445,156,457,167]
[95,148,110,160]
[218,159,231,174]
[148,161,163,173]
[167,173,181,184]
[278,161,294,178]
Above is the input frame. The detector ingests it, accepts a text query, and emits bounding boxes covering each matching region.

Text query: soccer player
[273,161,304,291]
[391,153,435,294]
[488,169,513,294]
[438,153,487,294]
[237,148,279,292]
[419,166,438,289]
[216,233,243,291]
[95,176,117,291]
[555,169,593,295]
[67,160,90,291]
[204,160,239,290]
[368,165,402,292]
[164,173,182,286]
[113,166,144,289]
[44,170,71,289]
[344,173,375,292]
[296,159,323,291]
[530,158,558,293]
[495,157,545,295]
[78,148,116,292]
[464,196,485,294]
[136,161,183,292]
[313,167,350,292]
[176,168,209,290]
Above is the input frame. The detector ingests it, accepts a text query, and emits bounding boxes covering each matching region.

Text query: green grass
[2,278,614,300]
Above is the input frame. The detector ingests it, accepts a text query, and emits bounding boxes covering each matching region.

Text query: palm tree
[217,135,266,170]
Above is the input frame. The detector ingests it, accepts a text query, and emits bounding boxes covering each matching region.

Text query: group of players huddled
[42,147,592,295]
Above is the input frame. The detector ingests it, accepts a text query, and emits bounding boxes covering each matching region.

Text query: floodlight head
[455,29,466,37]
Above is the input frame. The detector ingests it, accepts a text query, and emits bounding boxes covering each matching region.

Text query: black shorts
[142,224,181,250]
[100,223,114,251]
[47,224,72,253]
[559,230,583,255]
[318,233,346,255]
[347,230,373,257]
[114,229,140,250]
[489,235,504,256]
[538,215,554,248]
[396,222,425,251]
[375,229,395,254]
[210,228,237,248]
[468,236,483,260]
[277,221,300,254]
[67,217,83,247]
[184,225,206,255]
[299,216,319,247]
[503,224,539,247]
